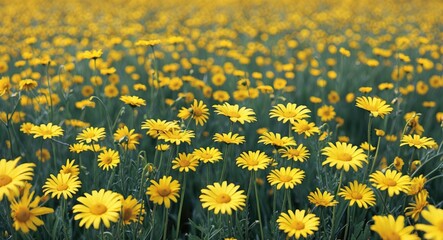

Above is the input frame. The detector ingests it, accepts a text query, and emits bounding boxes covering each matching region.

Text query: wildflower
[76,127,106,143]
[113,126,140,150]
[213,132,245,145]
[236,150,271,171]
[405,190,428,221]
[212,90,230,102]
[0,76,11,96]
[278,144,310,162]
[73,189,122,229]
[356,96,393,118]
[177,99,209,126]
[36,148,51,162]
[200,181,246,215]
[97,148,120,171]
[120,195,145,225]
[69,143,89,153]
[193,147,223,164]
[269,103,311,124]
[292,120,320,137]
[172,153,199,172]
[317,105,336,122]
[141,119,179,138]
[371,215,419,240]
[258,132,296,148]
[415,205,443,239]
[213,102,256,124]
[267,167,305,190]
[30,123,64,139]
[400,134,437,149]
[338,180,376,208]
[81,49,103,60]
[43,173,81,199]
[370,169,411,197]
[146,176,180,208]
[10,185,54,233]
[277,209,320,239]
[393,156,404,171]
[360,142,376,151]
[0,157,35,200]
[158,129,194,145]
[308,188,338,207]
[60,159,80,177]
[321,142,367,172]
[20,122,34,135]
[19,79,38,91]
[120,95,146,107]
[408,175,426,195]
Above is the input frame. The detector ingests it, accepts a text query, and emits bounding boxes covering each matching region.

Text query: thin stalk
[329,170,344,240]
[343,205,351,240]
[175,174,187,239]
[254,172,265,240]
[162,208,169,240]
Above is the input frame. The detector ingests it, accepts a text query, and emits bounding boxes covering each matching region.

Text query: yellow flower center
[193,108,203,117]
[15,206,31,222]
[201,153,212,159]
[179,159,190,167]
[384,232,401,240]
[0,174,12,186]
[228,111,241,118]
[282,112,296,118]
[338,153,353,162]
[216,193,231,203]
[122,207,133,221]
[57,183,68,191]
[410,139,423,146]
[290,220,305,230]
[385,178,397,187]
[280,175,293,182]
[41,128,53,136]
[298,124,311,131]
[91,203,108,215]
[288,149,300,156]
[157,187,171,197]
[438,220,443,232]
[103,156,113,164]
[350,192,363,200]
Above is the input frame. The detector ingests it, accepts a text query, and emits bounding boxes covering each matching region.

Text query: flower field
[1,0,443,239]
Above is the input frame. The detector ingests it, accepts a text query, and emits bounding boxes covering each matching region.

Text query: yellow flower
[356,96,393,118]
[19,79,38,91]
[120,95,146,107]
[415,205,443,239]
[400,134,437,149]
[321,142,367,172]
[172,153,199,172]
[236,150,271,171]
[113,126,140,150]
[317,105,336,122]
[338,180,376,208]
[408,175,427,195]
[73,189,122,229]
[213,132,245,145]
[258,132,296,148]
[291,120,320,137]
[81,49,103,60]
[360,141,376,151]
[97,148,120,171]
[270,103,311,124]
[146,176,180,208]
[10,185,54,233]
[277,209,320,239]
[192,147,222,164]
[278,144,310,162]
[0,157,35,200]
[30,123,64,139]
[267,167,305,190]
[213,102,256,124]
[76,127,106,143]
[200,181,246,215]
[370,169,411,197]
[371,215,419,240]
[35,148,51,162]
[20,122,35,135]
[120,195,145,225]
[158,129,195,145]
[141,119,179,138]
[59,159,80,177]
[177,99,210,126]
[43,173,81,199]
[308,188,338,207]
[405,190,428,221]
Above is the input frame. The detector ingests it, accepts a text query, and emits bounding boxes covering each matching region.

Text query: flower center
[0,175,12,186]
[41,129,53,136]
[350,192,363,200]
[410,139,423,146]
[298,124,311,131]
[103,156,113,164]
[288,149,300,156]
[201,153,212,159]
[384,232,401,240]
[122,207,133,221]
[216,193,231,203]
[280,175,293,182]
[290,220,305,230]
[385,178,397,187]
[157,187,171,197]
[193,108,203,117]
[338,153,352,162]
[228,111,241,118]
[57,183,68,191]
[15,206,31,222]
[91,203,108,215]
[438,220,443,232]
[179,159,190,167]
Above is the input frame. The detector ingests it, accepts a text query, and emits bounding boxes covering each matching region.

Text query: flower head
[292,120,320,137]
[415,205,443,239]
[192,147,222,164]
[213,132,245,145]
[30,123,64,139]
[73,189,122,229]
[267,167,305,190]
[76,127,106,143]
[113,126,140,150]
[321,142,367,172]
[400,134,437,149]
[356,96,393,118]
[370,169,411,197]
[213,102,256,124]
[317,105,336,122]
[120,95,146,107]
[97,148,120,171]
[200,181,246,215]
[371,215,419,240]
[146,176,180,208]
[405,190,428,221]
[0,157,35,200]
[43,173,81,199]
[236,150,271,171]
[60,159,80,176]
[270,103,311,123]
[141,119,179,138]
[121,195,145,225]
[308,188,338,207]
[258,132,296,148]
[172,153,199,172]
[338,180,376,208]
[158,129,194,145]
[178,99,209,126]
[278,144,310,162]
[277,209,320,239]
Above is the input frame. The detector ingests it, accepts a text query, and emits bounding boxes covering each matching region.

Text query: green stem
[219,144,229,182]
[344,205,351,240]
[162,207,169,240]
[254,172,264,240]
[175,174,186,239]
[329,170,344,240]
[46,64,54,122]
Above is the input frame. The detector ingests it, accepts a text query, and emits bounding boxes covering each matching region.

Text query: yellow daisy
[258,132,296,148]
[400,134,437,149]
[291,119,320,137]
[278,144,310,162]
[370,169,411,197]
[371,215,419,240]
[120,195,145,225]
[277,209,320,239]
[59,159,80,177]
[141,119,179,138]
[405,190,428,221]
[213,102,256,124]
[200,181,246,215]
[30,123,64,139]
[321,142,367,172]
[97,148,120,171]
[146,176,180,208]
[269,103,311,124]
[172,153,199,172]
[213,132,245,145]
[158,129,195,145]
[415,205,443,239]
[177,99,210,126]
[317,105,336,122]
[267,167,305,190]
[338,180,376,208]
[113,126,140,150]
[307,188,338,207]
[236,150,271,171]
[0,157,35,200]
[356,96,393,118]
[43,173,81,199]
[192,147,223,164]
[120,95,146,107]
[76,127,106,143]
